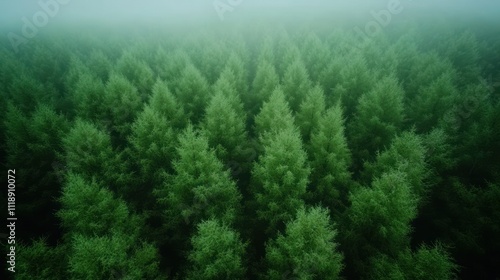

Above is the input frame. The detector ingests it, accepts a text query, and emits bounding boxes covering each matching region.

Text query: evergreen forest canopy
[1,3,500,279]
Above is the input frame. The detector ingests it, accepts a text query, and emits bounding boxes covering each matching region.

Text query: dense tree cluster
[1,17,499,279]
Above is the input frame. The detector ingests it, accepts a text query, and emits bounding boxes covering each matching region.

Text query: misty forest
[1,1,500,279]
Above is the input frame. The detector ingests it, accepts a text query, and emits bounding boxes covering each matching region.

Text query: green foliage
[69,232,161,280]
[103,73,143,143]
[371,244,457,280]
[331,52,375,118]
[4,104,69,240]
[250,60,280,116]
[128,105,176,184]
[265,206,343,280]
[175,63,211,123]
[422,128,457,175]
[300,32,330,83]
[405,52,455,100]
[349,75,405,166]
[221,52,249,97]
[295,85,326,144]
[318,57,347,103]
[256,35,276,66]
[195,39,228,84]
[62,120,129,195]
[16,240,68,280]
[363,131,428,199]
[162,49,192,90]
[201,90,248,167]
[116,50,155,100]
[308,103,351,212]
[57,173,134,237]
[410,244,457,279]
[212,64,247,120]
[7,23,500,279]
[252,128,310,234]
[419,180,500,279]
[281,58,312,112]
[187,219,247,280]
[148,79,186,130]
[58,173,161,279]
[440,30,480,87]
[72,72,107,124]
[155,125,242,237]
[344,171,417,277]
[254,87,295,145]
[7,72,54,112]
[87,49,113,83]
[408,71,458,132]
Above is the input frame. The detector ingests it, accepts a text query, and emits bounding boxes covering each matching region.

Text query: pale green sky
[0,0,498,26]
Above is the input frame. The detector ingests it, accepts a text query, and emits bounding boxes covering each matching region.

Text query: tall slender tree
[308,103,352,214]
[186,219,247,280]
[281,58,312,112]
[265,206,344,280]
[175,63,211,123]
[343,171,417,278]
[295,85,326,144]
[155,125,242,243]
[349,75,405,169]
[252,128,310,234]
[249,60,280,117]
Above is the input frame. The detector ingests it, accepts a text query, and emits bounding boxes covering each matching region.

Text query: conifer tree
[155,125,242,240]
[405,52,455,100]
[332,52,375,118]
[164,48,192,90]
[439,30,480,87]
[58,173,162,279]
[363,131,428,199]
[148,79,186,130]
[408,71,457,132]
[252,128,310,234]
[344,171,417,278]
[308,103,351,213]
[256,35,276,67]
[409,245,457,279]
[250,60,280,116]
[295,85,326,144]
[275,32,300,77]
[254,87,295,146]
[4,104,69,241]
[87,49,112,83]
[370,245,457,280]
[349,75,405,167]
[8,72,53,113]
[57,173,135,237]
[175,63,211,123]
[212,65,246,119]
[69,232,161,280]
[127,105,177,208]
[221,52,248,97]
[265,206,343,280]
[116,50,155,100]
[196,39,228,84]
[16,240,68,280]
[300,32,330,83]
[186,219,247,280]
[201,90,248,169]
[281,58,312,112]
[62,120,129,197]
[318,56,343,102]
[72,72,107,125]
[103,73,143,144]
